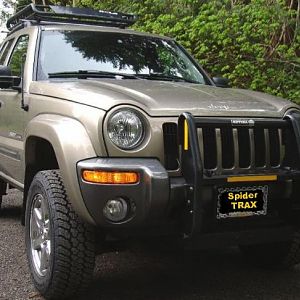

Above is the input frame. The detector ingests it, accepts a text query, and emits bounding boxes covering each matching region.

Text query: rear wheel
[25,170,95,299]
[240,232,300,268]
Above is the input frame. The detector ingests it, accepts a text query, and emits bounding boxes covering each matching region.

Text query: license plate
[217,186,268,219]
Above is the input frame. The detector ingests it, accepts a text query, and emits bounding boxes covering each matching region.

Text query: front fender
[25,114,98,225]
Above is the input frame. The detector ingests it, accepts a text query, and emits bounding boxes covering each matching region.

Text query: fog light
[103,198,128,222]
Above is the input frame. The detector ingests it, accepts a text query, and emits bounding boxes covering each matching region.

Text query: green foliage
[75,0,300,102]
[3,0,299,101]
[1,0,16,25]
[9,35,29,76]
[16,0,32,11]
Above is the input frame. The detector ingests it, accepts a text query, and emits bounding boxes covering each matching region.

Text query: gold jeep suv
[0,4,300,300]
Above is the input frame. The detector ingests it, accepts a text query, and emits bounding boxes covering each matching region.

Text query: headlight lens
[107,109,144,149]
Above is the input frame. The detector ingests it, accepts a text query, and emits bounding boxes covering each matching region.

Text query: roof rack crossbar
[6,4,137,31]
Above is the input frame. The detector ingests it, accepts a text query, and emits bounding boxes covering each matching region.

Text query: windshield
[37,30,205,84]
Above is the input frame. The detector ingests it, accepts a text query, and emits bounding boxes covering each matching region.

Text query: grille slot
[220,127,234,169]
[269,128,281,166]
[254,128,265,167]
[238,127,251,168]
[202,127,217,169]
[163,123,179,170]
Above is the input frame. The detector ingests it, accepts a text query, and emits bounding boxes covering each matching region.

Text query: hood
[29,79,298,117]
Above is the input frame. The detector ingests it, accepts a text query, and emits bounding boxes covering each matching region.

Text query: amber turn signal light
[82,170,139,184]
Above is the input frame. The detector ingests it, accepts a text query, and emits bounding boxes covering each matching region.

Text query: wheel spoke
[33,207,43,228]
[30,208,43,241]
[40,243,50,272]
[30,219,39,239]
[32,235,43,250]
[40,196,49,223]
[44,226,50,240]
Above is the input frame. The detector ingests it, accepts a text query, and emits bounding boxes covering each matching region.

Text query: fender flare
[25,114,97,225]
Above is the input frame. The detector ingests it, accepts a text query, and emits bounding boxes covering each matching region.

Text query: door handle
[0,101,2,108]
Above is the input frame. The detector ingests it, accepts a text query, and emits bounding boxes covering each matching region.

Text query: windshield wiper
[135,73,199,83]
[48,70,199,83]
[48,70,140,80]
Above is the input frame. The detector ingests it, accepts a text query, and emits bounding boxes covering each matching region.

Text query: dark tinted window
[0,39,14,65]
[8,35,29,76]
[38,30,205,84]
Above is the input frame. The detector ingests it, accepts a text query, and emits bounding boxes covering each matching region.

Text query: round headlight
[107,109,144,150]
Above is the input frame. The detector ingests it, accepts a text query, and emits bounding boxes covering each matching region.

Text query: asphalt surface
[1,189,300,300]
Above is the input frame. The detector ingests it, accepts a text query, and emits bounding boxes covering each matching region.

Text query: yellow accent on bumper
[184,119,188,150]
[227,175,278,183]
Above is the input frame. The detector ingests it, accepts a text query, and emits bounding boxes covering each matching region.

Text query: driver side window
[8,35,29,76]
[0,39,14,65]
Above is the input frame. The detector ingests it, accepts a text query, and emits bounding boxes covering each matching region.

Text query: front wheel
[25,170,95,299]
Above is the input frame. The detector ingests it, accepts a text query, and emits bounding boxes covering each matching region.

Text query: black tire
[240,232,300,268]
[25,170,95,299]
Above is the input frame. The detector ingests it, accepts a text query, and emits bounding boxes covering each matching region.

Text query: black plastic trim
[7,4,137,31]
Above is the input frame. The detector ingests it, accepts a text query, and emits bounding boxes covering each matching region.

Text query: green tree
[77,0,299,102]
[1,0,299,101]
[1,0,16,25]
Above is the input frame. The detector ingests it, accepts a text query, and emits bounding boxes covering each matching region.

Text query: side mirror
[212,77,230,88]
[0,66,21,90]
[0,66,12,76]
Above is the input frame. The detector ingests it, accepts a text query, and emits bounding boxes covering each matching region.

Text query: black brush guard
[177,112,300,247]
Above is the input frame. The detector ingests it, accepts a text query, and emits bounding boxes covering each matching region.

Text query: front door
[0,35,29,186]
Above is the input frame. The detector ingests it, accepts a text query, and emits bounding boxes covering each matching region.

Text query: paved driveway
[1,189,300,300]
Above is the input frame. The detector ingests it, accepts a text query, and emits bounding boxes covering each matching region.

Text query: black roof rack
[6,4,137,31]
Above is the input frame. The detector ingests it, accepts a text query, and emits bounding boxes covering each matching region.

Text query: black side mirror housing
[212,77,230,88]
[0,66,21,90]
[0,65,12,76]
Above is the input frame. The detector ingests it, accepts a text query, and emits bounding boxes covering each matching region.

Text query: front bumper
[77,158,170,227]
[77,157,300,247]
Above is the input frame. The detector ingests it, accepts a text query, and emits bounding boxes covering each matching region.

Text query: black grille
[164,118,298,174]
[197,121,295,172]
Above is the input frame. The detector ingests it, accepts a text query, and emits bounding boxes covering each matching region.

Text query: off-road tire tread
[28,170,95,300]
